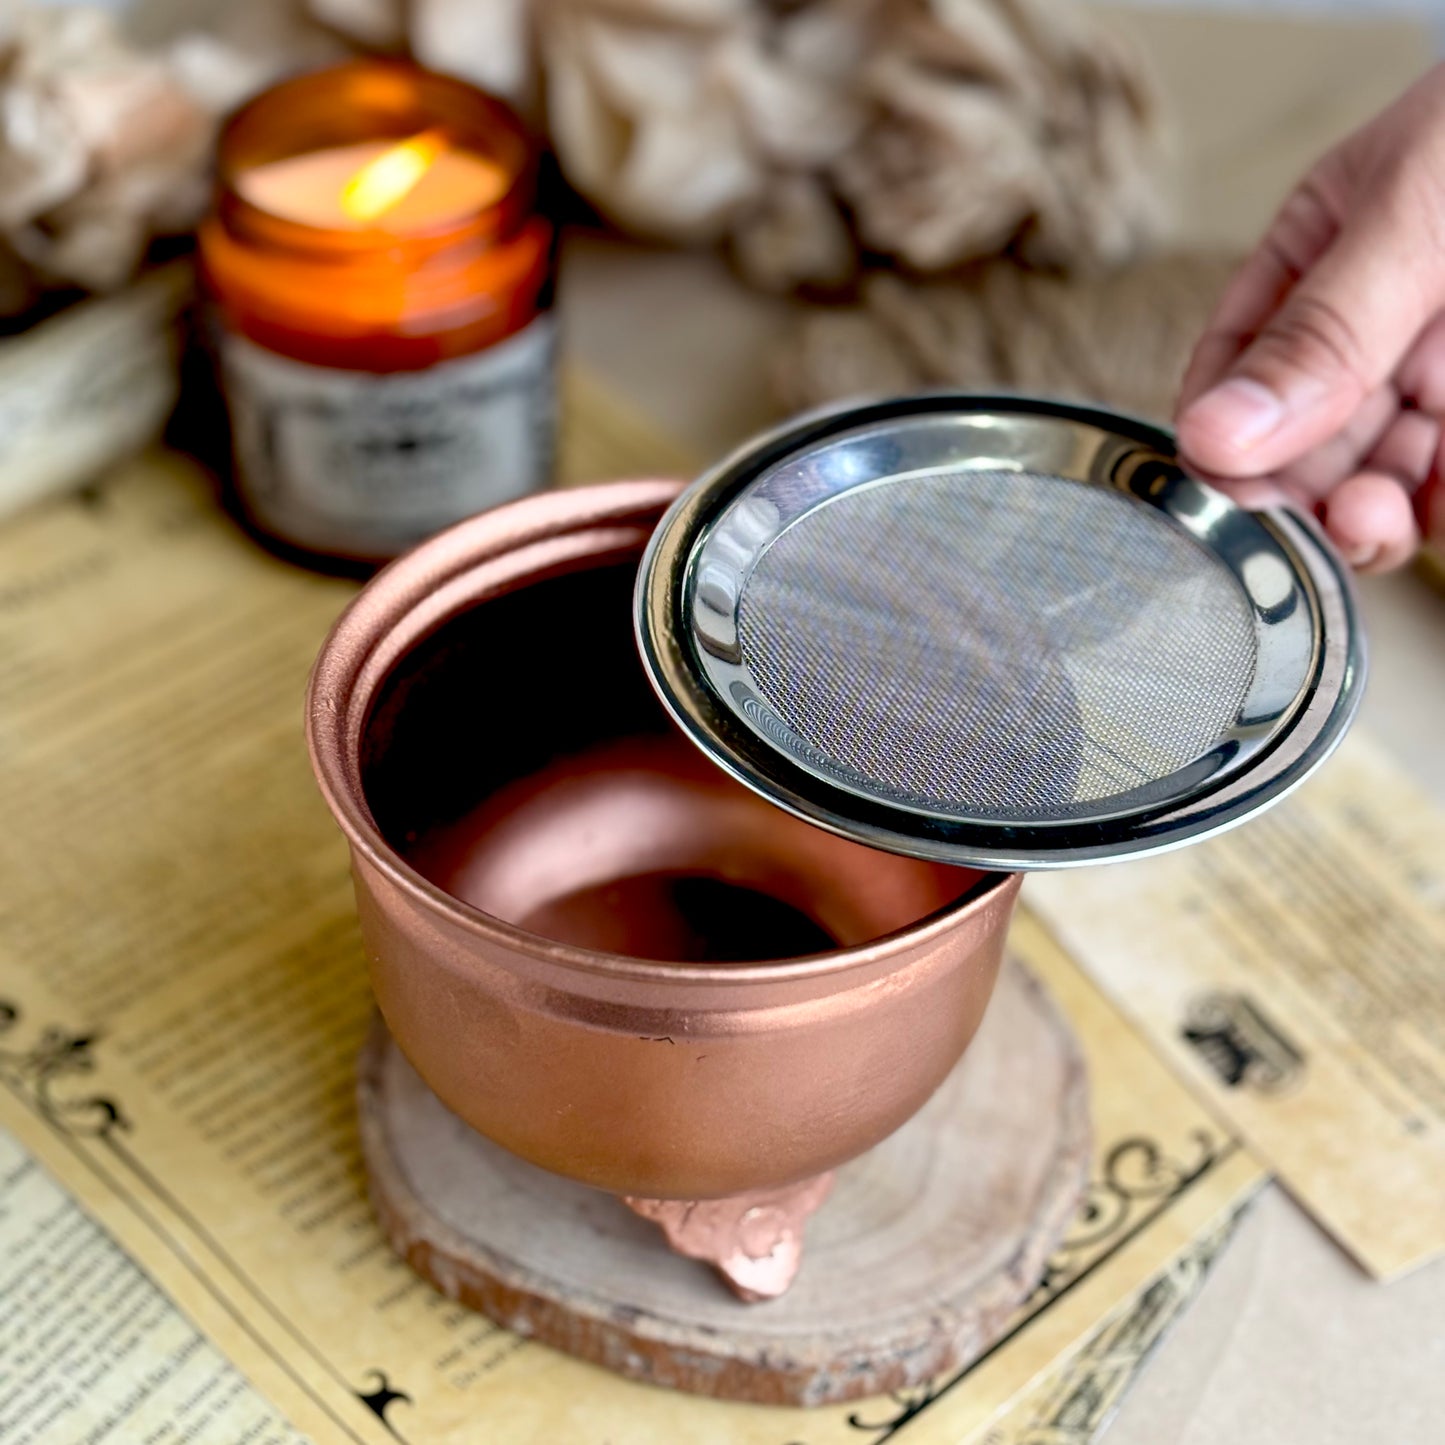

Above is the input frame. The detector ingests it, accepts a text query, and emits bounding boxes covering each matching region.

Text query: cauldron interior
[359,560,982,962]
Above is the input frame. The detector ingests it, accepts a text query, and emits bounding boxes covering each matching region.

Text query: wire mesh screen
[734,469,1259,820]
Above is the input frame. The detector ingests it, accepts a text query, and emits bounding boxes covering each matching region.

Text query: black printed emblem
[1181,991,1305,1093]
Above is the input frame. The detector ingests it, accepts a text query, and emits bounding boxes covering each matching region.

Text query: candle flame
[340,130,447,222]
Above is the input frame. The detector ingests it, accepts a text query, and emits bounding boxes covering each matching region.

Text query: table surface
[558,8,1444,1441]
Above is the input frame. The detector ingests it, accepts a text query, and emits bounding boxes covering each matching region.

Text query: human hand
[1175,64,1445,572]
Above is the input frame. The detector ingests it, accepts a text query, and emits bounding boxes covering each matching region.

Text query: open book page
[1030,731,1445,1279]
[0,372,1261,1445]
[0,1128,305,1445]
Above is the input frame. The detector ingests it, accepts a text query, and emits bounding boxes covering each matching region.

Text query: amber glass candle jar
[199,60,556,564]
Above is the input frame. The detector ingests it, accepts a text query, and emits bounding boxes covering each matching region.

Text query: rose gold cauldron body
[307,482,1021,1202]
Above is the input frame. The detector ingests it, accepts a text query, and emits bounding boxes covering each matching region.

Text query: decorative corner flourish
[846,1383,947,1438]
[797,1128,1233,1445]
[1026,1130,1225,1302]
[355,1368,414,1437]
[0,998,130,1140]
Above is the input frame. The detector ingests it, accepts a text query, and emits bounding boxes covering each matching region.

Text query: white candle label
[217,314,556,557]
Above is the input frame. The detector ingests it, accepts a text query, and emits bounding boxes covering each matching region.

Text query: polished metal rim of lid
[634,394,1365,870]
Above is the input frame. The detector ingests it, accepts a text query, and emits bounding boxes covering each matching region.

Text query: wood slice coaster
[357,958,1090,1407]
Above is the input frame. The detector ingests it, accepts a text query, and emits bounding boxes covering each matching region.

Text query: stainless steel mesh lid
[635,395,1365,869]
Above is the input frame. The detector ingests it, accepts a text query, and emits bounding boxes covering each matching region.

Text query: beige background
[559,9,1445,1440]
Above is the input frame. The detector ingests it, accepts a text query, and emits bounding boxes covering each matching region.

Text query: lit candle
[238,134,511,232]
[199,61,557,566]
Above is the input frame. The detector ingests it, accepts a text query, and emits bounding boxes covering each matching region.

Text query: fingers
[1268,384,1398,501]
[1178,178,1445,479]
[1417,435,1445,546]
[1395,312,1445,413]
[1213,405,1435,570]
[1321,472,1421,571]
[1363,406,1442,552]
[1173,65,1445,568]
[1366,406,1440,488]
[1177,187,1337,412]
[1205,462,1420,573]
[1389,317,1445,547]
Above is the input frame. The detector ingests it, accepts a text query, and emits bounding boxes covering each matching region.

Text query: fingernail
[1344,541,1379,570]
[1182,378,1285,453]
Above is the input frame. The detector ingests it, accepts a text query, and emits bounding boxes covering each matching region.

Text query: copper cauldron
[307,481,1021,1201]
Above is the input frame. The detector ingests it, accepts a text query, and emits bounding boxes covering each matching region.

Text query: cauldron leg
[622,1174,835,1302]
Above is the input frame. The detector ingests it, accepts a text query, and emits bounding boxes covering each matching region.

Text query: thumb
[1178,187,1445,478]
